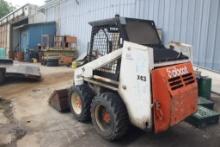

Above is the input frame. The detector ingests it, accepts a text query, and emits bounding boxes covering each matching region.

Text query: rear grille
[182,73,195,85]
[168,73,195,91]
[168,77,183,90]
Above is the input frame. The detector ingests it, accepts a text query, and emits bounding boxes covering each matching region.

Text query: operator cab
[88,15,188,63]
[88,15,189,80]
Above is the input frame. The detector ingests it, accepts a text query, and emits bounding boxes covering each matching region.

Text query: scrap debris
[0,59,41,84]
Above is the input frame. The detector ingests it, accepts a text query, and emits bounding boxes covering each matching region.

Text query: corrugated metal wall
[44,0,220,72]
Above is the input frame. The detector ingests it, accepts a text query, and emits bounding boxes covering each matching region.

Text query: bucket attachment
[49,88,70,112]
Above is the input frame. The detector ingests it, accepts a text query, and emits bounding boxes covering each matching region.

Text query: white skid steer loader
[69,15,198,141]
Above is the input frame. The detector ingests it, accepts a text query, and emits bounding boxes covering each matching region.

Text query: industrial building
[42,0,220,73]
[1,0,220,147]
[0,4,46,59]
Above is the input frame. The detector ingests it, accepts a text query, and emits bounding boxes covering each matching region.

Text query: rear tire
[69,84,94,122]
[0,68,5,84]
[91,92,129,141]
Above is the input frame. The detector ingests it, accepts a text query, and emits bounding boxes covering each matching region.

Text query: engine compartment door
[151,62,198,133]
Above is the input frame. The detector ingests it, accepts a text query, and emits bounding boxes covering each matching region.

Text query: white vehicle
[69,16,198,141]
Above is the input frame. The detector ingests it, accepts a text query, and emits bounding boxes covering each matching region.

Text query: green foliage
[0,0,15,18]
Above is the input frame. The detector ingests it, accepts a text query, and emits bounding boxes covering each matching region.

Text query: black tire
[0,68,6,84]
[91,92,129,141]
[69,84,94,122]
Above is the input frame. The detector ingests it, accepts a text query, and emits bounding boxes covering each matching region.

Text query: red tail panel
[152,62,198,133]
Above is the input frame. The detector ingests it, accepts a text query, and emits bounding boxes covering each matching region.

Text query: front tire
[91,92,129,141]
[69,84,94,122]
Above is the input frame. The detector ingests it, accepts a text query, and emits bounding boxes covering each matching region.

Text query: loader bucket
[49,88,70,112]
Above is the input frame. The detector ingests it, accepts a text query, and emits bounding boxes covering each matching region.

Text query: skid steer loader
[69,15,198,140]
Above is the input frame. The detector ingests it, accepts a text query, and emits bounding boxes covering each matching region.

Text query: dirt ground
[0,64,220,147]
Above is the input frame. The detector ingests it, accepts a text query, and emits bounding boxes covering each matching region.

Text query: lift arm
[74,49,122,85]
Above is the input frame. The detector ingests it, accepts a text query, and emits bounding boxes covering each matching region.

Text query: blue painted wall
[20,30,29,51]
[20,22,56,51]
[28,22,56,49]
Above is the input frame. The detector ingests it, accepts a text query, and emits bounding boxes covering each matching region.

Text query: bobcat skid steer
[69,15,198,141]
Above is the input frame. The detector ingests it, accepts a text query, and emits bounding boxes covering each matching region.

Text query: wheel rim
[71,93,82,115]
[95,105,112,131]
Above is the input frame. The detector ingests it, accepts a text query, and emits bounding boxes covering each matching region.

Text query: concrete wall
[43,0,220,73]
